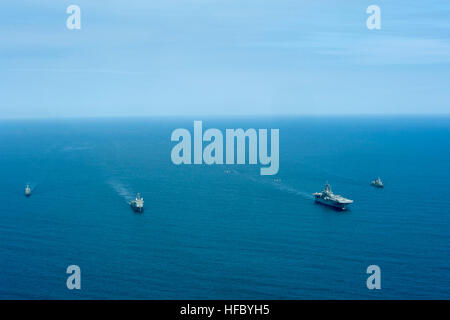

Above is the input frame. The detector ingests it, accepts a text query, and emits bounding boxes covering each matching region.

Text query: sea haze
[0,116,449,299]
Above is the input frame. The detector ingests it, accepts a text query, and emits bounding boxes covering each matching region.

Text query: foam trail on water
[108,179,134,203]
[270,181,314,200]
[26,182,37,191]
[230,169,314,200]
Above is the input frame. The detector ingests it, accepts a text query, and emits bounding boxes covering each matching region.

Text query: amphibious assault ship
[313,183,353,210]
[129,193,144,213]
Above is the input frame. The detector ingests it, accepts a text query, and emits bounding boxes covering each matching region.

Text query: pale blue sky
[1,0,449,118]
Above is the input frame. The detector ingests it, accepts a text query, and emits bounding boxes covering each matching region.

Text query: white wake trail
[108,179,134,202]
[270,181,314,200]
[230,169,314,200]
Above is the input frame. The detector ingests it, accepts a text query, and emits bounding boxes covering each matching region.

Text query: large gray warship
[313,183,353,210]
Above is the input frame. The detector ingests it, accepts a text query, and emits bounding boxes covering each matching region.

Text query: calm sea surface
[0,116,449,299]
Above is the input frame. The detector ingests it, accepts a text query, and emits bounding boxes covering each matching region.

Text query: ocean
[0,116,449,299]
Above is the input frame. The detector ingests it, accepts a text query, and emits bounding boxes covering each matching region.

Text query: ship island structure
[129,193,144,213]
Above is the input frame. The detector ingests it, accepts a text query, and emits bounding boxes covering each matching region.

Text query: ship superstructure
[130,193,144,213]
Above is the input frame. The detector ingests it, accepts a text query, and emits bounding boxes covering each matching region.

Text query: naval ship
[129,193,144,213]
[371,177,384,188]
[25,185,31,197]
[313,183,353,210]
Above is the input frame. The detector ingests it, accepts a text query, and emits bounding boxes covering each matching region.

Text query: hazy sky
[1,0,449,118]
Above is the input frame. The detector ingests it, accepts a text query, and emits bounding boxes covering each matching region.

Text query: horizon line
[1,113,450,121]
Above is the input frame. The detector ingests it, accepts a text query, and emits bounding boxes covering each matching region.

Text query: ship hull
[315,197,348,210]
[130,205,144,213]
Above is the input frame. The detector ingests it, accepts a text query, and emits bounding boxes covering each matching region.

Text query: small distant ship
[313,183,353,210]
[371,177,384,188]
[129,193,144,213]
[25,185,31,197]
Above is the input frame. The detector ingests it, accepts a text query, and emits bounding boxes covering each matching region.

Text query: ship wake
[108,179,134,203]
[229,169,313,200]
[270,181,314,200]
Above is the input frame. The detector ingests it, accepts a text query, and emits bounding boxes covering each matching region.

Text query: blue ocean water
[0,116,449,299]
